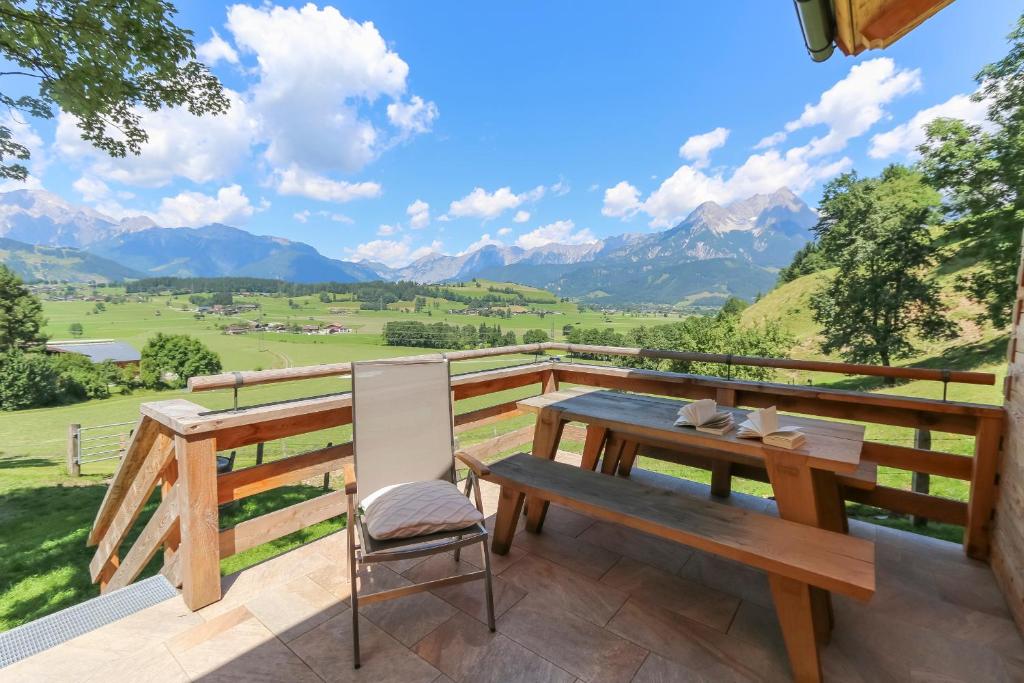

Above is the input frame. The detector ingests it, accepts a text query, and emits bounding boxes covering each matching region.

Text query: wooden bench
[484,453,876,683]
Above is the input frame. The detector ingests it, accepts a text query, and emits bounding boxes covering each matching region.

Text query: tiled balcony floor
[4,452,1023,682]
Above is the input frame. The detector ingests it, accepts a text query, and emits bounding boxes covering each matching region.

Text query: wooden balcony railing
[86,345,1004,612]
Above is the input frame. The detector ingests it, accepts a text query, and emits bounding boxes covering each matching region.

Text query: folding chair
[345,356,496,668]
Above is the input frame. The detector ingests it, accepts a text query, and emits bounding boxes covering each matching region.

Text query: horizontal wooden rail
[219,490,345,557]
[217,443,352,505]
[546,343,995,386]
[188,344,549,392]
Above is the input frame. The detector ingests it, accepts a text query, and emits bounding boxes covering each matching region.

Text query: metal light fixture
[793,0,836,62]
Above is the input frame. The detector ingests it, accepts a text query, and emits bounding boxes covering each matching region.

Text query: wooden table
[516,387,870,534]
[517,387,870,644]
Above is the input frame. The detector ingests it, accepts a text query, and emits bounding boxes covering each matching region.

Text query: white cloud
[868,92,991,159]
[497,227,513,236]
[513,210,530,223]
[377,223,399,236]
[515,220,596,250]
[225,3,427,174]
[550,178,570,196]
[608,58,918,228]
[348,237,441,267]
[293,209,311,223]
[459,233,504,255]
[679,127,729,168]
[780,57,921,158]
[387,96,438,136]
[406,199,430,228]
[153,185,254,227]
[448,185,544,220]
[601,181,642,218]
[196,29,239,66]
[72,176,111,203]
[274,165,381,203]
[55,89,257,187]
[754,131,786,150]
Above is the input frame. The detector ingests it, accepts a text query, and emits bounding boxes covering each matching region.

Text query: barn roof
[46,340,141,364]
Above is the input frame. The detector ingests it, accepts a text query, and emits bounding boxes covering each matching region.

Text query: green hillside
[740,257,1008,406]
[0,237,142,283]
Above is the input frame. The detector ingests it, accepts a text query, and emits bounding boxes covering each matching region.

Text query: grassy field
[0,274,1008,631]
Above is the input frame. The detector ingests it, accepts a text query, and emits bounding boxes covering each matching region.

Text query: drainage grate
[0,575,178,669]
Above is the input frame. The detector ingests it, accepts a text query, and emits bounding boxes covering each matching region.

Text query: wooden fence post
[175,434,222,610]
[67,423,81,477]
[912,429,931,526]
[966,416,1003,560]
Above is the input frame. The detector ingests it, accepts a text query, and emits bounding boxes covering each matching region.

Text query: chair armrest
[455,450,490,477]
[343,462,357,495]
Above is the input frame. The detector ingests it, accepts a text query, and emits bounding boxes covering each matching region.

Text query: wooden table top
[518,387,865,474]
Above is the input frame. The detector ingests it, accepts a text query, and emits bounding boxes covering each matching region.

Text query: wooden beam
[105,486,180,593]
[859,0,956,50]
[216,443,352,504]
[844,485,967,526]
[453,400,523,433]
[218,490,345,557]
[88,417,157,546]
[89,429,175,581]
[176,434,221,611]
[861,441,972,481]
[966,415,1004,559]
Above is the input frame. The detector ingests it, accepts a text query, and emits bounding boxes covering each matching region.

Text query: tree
[139,333,222,389]
[69,322,83,337]
[717,297,748,319]
[917,15,1024,326]
[0,350,59,410]
[810,166,955,367]
[0,264,46,352]
[523,329,550,344]
[777,241,828,284]
[0,0,229,181]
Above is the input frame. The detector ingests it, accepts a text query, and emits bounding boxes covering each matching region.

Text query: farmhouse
[44,339,141,367]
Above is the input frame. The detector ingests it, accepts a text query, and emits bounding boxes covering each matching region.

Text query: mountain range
[0,188,818,306]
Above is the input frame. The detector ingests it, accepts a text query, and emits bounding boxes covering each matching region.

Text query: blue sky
[7,1,1022,267]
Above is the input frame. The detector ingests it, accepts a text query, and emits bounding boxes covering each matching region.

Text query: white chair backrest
[351,356,455,505]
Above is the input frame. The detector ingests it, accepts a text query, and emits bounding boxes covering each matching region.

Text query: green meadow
[0,276,1007,630]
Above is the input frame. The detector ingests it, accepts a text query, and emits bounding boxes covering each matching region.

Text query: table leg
[524,409,565,533]
[616,441,640,477]
[765,452,842,644]
[492,486,525,555]
[580,425,608,471]
[601,435,625,475]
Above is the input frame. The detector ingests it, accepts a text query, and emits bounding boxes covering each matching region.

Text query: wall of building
[993,240,1024,634]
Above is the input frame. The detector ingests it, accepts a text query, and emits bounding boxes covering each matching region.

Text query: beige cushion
[363,480,483,541]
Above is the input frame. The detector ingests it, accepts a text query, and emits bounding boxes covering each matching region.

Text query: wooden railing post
[912,429,931,526]
[67,423,80,477]
[966,416,1003,560]
[542,366,559,394]
[711,388,736,497]
[175,434,222,610]
[161,458,180,581]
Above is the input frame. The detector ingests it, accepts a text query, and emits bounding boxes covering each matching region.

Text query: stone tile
[402,552,526,624]
[511,527,620,579]
[631,652,713,683]
[726,601,785,655]
[81,644,190,683]
[453,536,528,576]
[246,575,347,642]
[500,554,628,627]
[601,556,740,632]
[497,593,648,683]
[414,611,573,683]
[169,610,320,682]
[538,504,598,538]
[677,550,772,609]
[289,609,440,683]
[606,599,790,683]
[355,563,457,646]
[167,605,257,654]
[579,521,693,574]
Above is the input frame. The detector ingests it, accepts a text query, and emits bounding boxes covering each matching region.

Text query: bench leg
[492,486,525,555]
[769,575,823,683]
[710,461,732,497]
[580,425,608,471]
